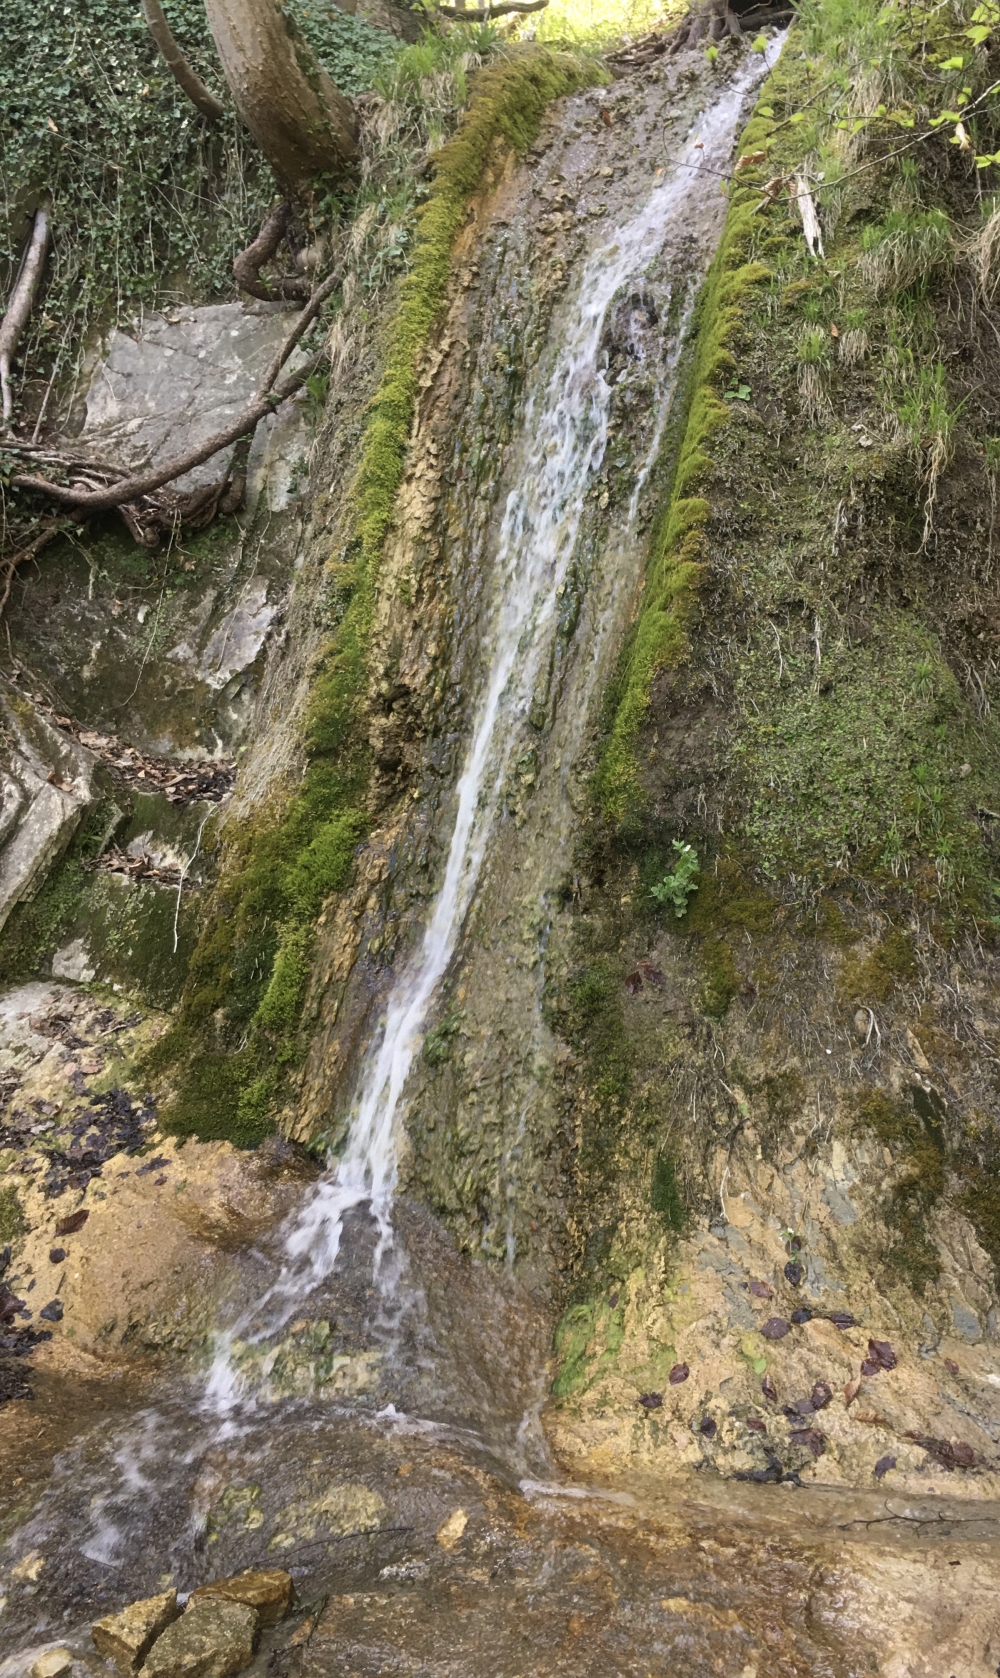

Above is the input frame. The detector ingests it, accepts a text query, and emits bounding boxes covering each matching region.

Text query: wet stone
[141,1599,258,1678]
[92,1588,181,1675]
[31,1652,73,1678]
[187,1569,292,1626]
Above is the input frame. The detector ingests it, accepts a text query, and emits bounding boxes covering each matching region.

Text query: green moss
[854,1085,945,1290]
[0,1185,26,1246]
[152,48,603,1145]
[839,928,919,1005]
[594,229,773,827]
[0,796,119,984]
[551,1301,596,1399]
[650,1151,684,1232]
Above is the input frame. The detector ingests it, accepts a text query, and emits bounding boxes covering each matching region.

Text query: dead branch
[1,207,51,428]
[437,0,548,15]
[233,202,309,302]
[141,0,225,121]
[10,267,340,515]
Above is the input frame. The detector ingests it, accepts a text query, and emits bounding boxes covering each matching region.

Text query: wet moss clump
[855,1086,946,1291]
[651,1151,685,1232]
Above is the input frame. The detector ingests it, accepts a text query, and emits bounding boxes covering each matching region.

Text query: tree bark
[203,0,359,197]
[142,0,225,120]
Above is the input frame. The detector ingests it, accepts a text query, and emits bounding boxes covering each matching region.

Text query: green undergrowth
[0,1185,27,1247]
[0,0,399,425]
[151,47,603,1145]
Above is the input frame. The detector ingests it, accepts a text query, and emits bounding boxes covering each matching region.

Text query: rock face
[140,1598,258,1678]
[91,1588,181,1674]
[187,1568,291,1625]
[0,683,95,937]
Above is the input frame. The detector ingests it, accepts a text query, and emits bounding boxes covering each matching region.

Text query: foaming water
[203,42,784,1409]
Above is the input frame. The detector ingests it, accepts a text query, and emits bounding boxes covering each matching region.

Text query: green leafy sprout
[650,841,700,917]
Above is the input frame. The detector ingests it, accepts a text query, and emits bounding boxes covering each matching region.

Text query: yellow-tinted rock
[31,1650,73,1678]
[435,1507,468,1550]
[141,1599,257,1678]
[268,1483,386,1551]
[92,1589,181,1675]
[187,1569,292,1626]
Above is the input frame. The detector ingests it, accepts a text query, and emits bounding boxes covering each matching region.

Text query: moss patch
[0,1186,26,1247]
[854,1086,946,1291]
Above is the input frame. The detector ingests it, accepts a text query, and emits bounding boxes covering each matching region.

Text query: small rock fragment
[31,1650,73,1678]
[187,1570,292,1626]
[92,1589,181,1675]
[698,1415,717,1438]
[55,1209,88,1236]
[668,1362,689,1384]
[760,1317,790,1340]
[48,1248,66,1265]
[142,1598,258,1678]
[435,1508,468,1550]
[789,1427,826,1458]
[40,1300,64,1322]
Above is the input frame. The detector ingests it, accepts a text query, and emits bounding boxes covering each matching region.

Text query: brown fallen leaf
[668,1362,689,1384]
[748,1278,773,1299]
[55,1208,88,1236]
[844,1377,861,1407]
[760,1317,791,1341]
[944,1358,959,1376]
[734,149,768,172]
[600,108,614,127]
[789,1426,826,1458]
[624,971,643,995]
[905,1432,980,1470]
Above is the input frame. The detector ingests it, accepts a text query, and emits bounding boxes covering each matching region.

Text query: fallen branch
[234,202,308,302]
[10,266,340,514]
[1,207,51,428]
[437,0,548,15]
[141,0,225,121]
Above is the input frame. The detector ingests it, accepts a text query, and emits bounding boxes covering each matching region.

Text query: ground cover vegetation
[555,0,1000,1322]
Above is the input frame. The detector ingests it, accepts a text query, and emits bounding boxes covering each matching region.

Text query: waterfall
[205,43,783,1406]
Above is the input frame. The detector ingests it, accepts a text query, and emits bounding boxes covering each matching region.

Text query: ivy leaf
[939,55,967,68]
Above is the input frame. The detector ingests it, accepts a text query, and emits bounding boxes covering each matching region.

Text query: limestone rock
[31,1650,74,1678]
[92,1589,181,1675]
[268,1482,386,1550]
[187,1568,292,1625]
[141,1599,258,1678]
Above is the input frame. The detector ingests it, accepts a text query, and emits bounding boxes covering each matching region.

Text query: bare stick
[0,207,51,428]
[141,0,225,121]
[437,0,548,15]
[234,201,308,302]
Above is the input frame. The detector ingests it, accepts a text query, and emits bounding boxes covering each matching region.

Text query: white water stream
[205,46,782,1408]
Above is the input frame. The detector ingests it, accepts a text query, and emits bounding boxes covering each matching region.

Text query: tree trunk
[203,0,359,197]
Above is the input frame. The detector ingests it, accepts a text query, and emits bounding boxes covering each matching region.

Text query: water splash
[205,44,783,1408]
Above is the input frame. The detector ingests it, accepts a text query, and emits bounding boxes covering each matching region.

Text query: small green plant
[724,381,751,400]
[650,841,700,917]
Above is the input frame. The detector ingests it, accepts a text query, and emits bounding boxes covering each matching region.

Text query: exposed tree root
[609,0,793,65]
[233,201,309,302]
[0,519,66,622]
[141,0,225,121]
[0,207,51,429]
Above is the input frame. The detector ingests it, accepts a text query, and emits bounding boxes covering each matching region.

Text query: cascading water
[204,39,786,1409]
[0,49,796,1663]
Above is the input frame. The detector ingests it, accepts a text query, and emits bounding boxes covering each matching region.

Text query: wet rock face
[0,684,95,937]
